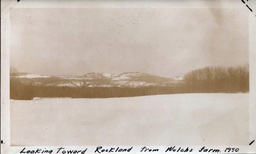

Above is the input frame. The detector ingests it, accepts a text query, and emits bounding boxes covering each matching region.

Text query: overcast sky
[10,8,248,77]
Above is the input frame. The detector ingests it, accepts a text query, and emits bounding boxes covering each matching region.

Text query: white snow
[113,81,156,87]
[124,81,148,87]
[174,76,183,80]
[112,72,149,81]
[32,97,41,100]
[63,77,93,80]
[113,81,128,85]
[102,73,114,78]
[57,81,84,87]
[57,83,76,87]
[73,82,83,86]
[112,75,130,80]
[17,74,50,78]
[11,93,248,146]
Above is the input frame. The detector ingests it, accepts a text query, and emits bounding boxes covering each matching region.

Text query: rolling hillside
[12,72,183,88]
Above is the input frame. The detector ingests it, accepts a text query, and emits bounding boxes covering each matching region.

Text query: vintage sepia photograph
[9,7,250,146]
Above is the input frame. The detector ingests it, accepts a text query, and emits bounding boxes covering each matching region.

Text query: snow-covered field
[10,93,249,146]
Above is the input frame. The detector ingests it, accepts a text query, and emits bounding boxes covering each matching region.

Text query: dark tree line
[183,65,249,93]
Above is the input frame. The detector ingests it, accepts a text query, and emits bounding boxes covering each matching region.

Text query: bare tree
[184,65,249,92]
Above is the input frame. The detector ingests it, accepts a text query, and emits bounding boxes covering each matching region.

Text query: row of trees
[183,65,249,92]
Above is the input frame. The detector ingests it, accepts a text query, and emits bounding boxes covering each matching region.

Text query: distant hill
[12,72,183,88]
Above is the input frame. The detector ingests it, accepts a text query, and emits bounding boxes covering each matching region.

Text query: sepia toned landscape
[10,8,249,145]
[10,65,249,100]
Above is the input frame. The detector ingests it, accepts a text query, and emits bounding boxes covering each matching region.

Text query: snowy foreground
[11,93,249,146]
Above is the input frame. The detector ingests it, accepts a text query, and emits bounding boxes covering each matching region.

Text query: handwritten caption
[19,146,240,154]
